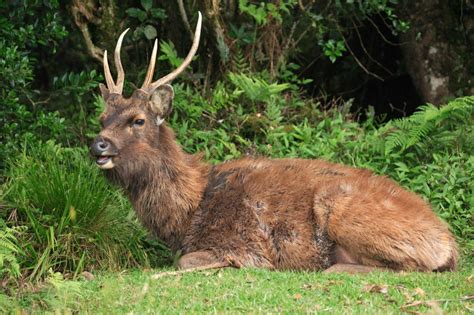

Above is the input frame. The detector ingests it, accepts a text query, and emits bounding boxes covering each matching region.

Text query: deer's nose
[97,141,109,150]
[91,138,111,156]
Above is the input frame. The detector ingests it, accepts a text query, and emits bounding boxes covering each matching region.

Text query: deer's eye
[133,119,145,127]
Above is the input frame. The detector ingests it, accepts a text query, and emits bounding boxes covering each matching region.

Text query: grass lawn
[3,261,473,314]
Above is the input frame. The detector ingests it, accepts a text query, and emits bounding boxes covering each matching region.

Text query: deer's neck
[107,124,209,251]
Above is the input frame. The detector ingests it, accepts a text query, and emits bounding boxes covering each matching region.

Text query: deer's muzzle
[90,137,118,169]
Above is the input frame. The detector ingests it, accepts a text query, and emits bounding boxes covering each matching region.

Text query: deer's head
[90,13,202,170]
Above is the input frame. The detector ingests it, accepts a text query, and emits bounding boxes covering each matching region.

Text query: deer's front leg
[151,251,230,279]
[177,251,230,270]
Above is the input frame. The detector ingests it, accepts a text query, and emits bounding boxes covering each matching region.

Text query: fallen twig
[150,262,229,279]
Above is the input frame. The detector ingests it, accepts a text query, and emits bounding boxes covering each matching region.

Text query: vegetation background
[0,0,472,312]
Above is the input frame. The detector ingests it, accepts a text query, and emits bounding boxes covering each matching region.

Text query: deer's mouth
[96,156,115,169]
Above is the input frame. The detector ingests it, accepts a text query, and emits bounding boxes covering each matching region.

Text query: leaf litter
[357,281,474,314]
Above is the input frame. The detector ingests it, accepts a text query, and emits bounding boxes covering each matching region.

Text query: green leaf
[158,40,183,68]
[141,0,153,11]
[126,8,147,22]
[150,8,167,19]
[144,25,157,40]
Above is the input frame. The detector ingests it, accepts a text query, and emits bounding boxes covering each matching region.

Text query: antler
[141,12,202,93]
[103,28,129,94]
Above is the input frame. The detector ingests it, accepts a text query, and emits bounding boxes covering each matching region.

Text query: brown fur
[92,89,458,273]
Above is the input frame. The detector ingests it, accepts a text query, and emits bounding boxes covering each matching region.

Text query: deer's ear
[99,83,110,101]
[149,84,174,124]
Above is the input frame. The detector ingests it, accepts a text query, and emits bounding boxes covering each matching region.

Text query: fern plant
[0,218,24,279]
[231,49,252,74]
[228,72,290,103]
[383,96,474,154]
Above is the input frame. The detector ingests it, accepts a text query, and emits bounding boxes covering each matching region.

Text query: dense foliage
[0,0,472,295]
[2,142,172,282]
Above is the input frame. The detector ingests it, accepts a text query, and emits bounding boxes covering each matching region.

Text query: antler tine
[141,39,158,89]
[103,50,116,91]
[146,11,202,93]
[114,28,130,94]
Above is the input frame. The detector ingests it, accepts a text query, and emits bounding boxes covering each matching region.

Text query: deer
[90,12,458,274]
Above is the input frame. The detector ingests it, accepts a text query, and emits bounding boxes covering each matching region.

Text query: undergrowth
[0,142,170,284]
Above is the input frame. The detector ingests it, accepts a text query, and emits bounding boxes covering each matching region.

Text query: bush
[1,141,169,281]
[0,1,68,172]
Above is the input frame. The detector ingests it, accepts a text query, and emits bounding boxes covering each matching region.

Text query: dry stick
[373,12,407,44]
[336,24,384,81]
[299,53,322,77]
[366,15,403,46]
[293,1,323,49]
[375,12,392,30]
[177,0,194,41]
[150,262,230,279]
[400,300,444,310]
[350,17,394,76]
[22,87,51,107]
[284,25,308,64]
[333,77,369,96]
[280,17,298,59]
[76,24,103,62]
[284,22,297,52]
[276,19,299,72]
[296,26,321,75]
[71,1,103,63]
[203,51,213,94]
[294,26,311,49]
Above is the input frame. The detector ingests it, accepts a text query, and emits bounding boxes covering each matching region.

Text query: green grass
[1,141,169,282]
[3,262,473,314]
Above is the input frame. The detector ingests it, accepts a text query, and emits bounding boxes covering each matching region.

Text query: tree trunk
[70,0,121,63]
[399,0,474,105]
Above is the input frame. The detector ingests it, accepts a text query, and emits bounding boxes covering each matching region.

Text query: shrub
[0,1,68,172]
[1,141,169,281]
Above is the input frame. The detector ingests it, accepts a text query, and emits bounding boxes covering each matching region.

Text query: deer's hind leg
[322,246,392,274]
[314,175,458,272]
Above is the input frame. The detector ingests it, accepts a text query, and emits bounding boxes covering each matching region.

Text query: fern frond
[0,220,24,278]
[232,49,251,74]
[385,96,474,154]
[228,72,290,103]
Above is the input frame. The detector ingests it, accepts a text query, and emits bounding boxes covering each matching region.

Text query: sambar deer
[91,13,458,273]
